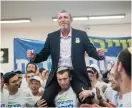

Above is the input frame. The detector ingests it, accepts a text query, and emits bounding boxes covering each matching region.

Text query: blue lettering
[1,104,5,107]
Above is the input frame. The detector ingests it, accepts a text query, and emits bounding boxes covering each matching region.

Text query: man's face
[111,77,120,91]
[39,70,46,79]
[29,79,41,94]
[57,12,72,31]
[88,72,94,81]
[16,74,23,82]
[26,73,35,84]
[88,71,97,82]
[112,60,123,91]
[57,72,72,91]
[27,64,36,72]
[7,75,20,92]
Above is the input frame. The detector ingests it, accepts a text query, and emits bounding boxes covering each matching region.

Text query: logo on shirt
[8,102,21,107]
[75,38,80,43]
[57,99,74,108]
[1,103,6,107]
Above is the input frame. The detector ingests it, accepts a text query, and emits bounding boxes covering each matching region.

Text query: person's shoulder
[3,88,9,95]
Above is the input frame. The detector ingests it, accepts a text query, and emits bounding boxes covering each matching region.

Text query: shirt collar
[60,28,72,38]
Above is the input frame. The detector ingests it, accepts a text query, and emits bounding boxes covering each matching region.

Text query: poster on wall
[14,36,131,74]
[0,48,9,63]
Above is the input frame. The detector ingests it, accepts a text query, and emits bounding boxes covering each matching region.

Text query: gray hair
[57,9,72,19]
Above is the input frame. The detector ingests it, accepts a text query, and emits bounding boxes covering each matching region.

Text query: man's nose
[16,81,20,85]
[61,79,65,84]
[61,17,65,21]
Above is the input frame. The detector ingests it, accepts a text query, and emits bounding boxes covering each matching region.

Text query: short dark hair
[118,48,131,79]
[58,9,72,19]
[26,62,37,72]
[3,72,16,84]
[39,68,46,74]
[12,70,22,74]
[57,69,72,78]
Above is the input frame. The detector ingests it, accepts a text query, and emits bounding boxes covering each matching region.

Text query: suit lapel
[71,28,76,60]
[55,30,61,61]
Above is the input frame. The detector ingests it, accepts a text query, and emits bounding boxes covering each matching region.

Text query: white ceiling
[1,1,131,28]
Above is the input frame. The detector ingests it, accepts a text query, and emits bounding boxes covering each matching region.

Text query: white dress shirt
[58,29,73,69]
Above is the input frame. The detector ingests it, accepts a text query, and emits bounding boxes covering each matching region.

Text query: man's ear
[117,62,123,73]
[70,17,73,23]
[5,83,8,87]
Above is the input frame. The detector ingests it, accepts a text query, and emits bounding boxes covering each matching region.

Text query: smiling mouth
[61,23,66,25]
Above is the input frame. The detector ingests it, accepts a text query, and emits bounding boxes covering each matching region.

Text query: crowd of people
[0,47,131,107]
[0,9,131,107]
[0,62,49,107]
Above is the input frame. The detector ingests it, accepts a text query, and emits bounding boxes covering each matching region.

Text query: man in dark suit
[27,10,104,106]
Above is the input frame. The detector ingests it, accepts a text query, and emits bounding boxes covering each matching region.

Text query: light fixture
[52,14,125,21]
[89,14,125,19]
[53,18,57,21]
[0,18,31,24]
[52,17,88,21]
[73,17,88,20]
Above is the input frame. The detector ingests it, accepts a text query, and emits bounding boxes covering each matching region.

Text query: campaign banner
[14,36,131,74]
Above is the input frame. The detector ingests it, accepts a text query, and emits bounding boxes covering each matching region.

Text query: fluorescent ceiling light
[52,17,88,21]
[89,15,125,19]
[0,19,31,23]
[73,17,88,20]
[52,14,125,21]
[53,18,57,21]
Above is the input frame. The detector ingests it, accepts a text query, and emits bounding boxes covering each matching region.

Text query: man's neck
[122,79,131,94]
[9,90,18,95]
[32,92,40,96]
[60,86,70,92]
[91,80,98,88]
[61,28,70,37]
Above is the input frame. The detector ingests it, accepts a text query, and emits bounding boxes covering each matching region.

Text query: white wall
[1,23,131,73]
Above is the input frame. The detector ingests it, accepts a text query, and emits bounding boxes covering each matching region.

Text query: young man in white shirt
[87,64,107,101]
[29,76,44,103]
[110,69,122,106]
[36,67,95,107]
[20,70,35,90]
[113,47,132,107]
[3,72,34,107]
[54,67,79,107]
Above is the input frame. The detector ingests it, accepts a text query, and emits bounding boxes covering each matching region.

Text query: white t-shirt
[0,88,9,107]
[54,87,79,107]
[8,89,35,107]
[20,77,29,90]
[32,95,42,103]
[118,92,132,107]
[111,91,119,105]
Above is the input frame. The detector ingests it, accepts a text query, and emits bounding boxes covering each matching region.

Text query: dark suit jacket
[32,28,104,88]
